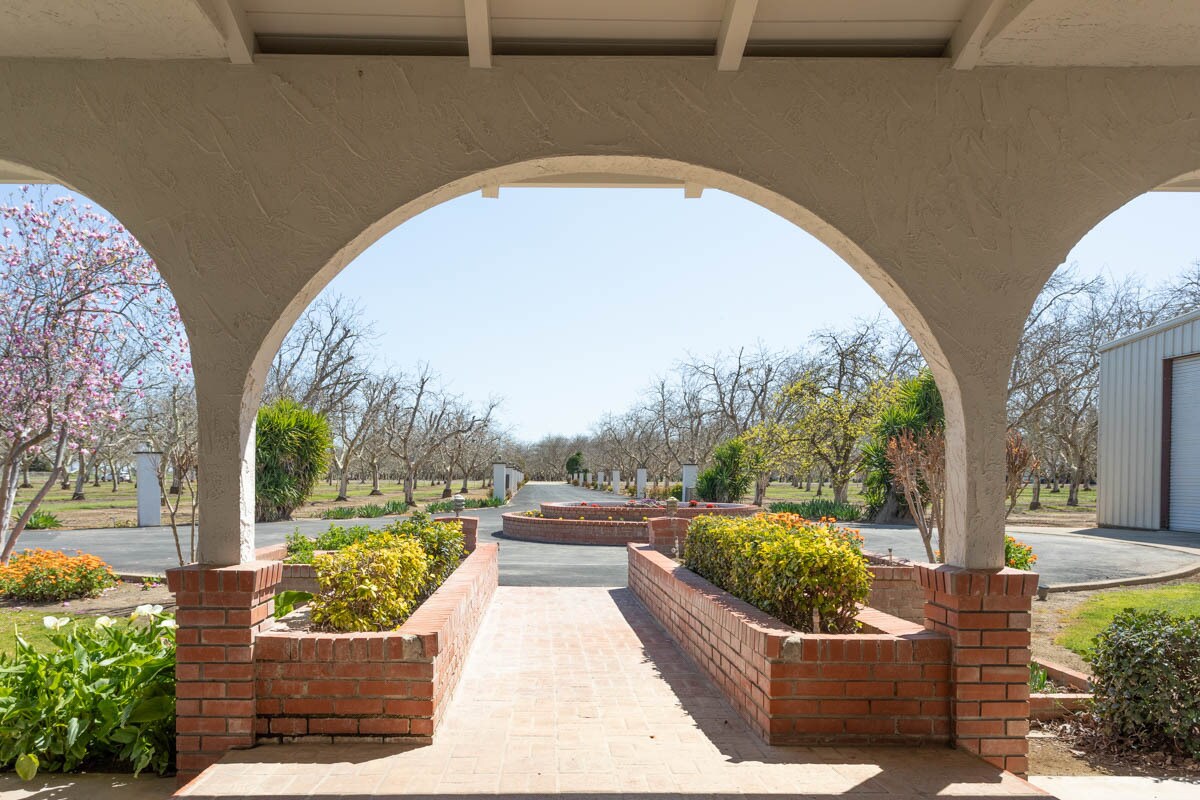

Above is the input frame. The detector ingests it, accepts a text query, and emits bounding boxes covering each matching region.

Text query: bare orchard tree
[382,365,494,506]
[266,294,376,417]
[328,375,390,502]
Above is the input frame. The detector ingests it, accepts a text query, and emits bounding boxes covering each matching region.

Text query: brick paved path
[179,587,1048,798]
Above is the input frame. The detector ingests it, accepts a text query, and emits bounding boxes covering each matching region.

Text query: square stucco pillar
[916,564,1038,776]
[167,560,282,784]
[636,467,647,498]
[492,462,506,501]
[611,469,620,493]
[680,464,698,502]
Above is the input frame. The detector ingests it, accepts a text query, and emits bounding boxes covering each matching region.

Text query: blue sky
[5,184,1199,440]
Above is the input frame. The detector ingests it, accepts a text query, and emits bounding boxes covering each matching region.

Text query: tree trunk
[832,479,849,505]
[71,453,92,500]
[404,465,417,506]
[871,491,904,524]
[753,474,768,506]
[169,468,181,495]
[441,467,453,499]
[336,465,350,502]
[19,461,32,489]
[369,463,383,495]
[109,458,120,492]
[92,460,101,487]
[1028,472,1042,510]
[460,474,469,493]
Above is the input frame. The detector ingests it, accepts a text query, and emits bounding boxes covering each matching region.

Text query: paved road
[14,482,1200,588]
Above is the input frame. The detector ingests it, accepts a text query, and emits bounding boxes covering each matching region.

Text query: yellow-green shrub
[683,514,871,633]
[309,534,428,633]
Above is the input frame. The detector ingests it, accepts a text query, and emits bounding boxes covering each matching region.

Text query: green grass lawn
[761,482,1096,516]
[0,609,78,655]
[1055,584,1200,656]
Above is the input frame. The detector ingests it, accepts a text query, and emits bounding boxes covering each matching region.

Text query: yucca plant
[255,399,332,522]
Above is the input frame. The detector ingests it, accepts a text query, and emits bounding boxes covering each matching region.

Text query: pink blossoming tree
[0,188,188,563]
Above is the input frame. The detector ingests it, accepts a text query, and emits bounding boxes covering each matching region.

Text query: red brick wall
[628,544,951,745]
[253,543,498,742]
[502,512,649,545]
[865,562,926,624]
[540,502,756,521]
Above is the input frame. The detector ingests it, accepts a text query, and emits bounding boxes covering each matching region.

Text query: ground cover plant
[1089,609,1200,758]
[320,499,409,520]
[0,605,176,780]
[1056,584,1200,657]
[425,496,505,513]
[0,549,116,602]
[767,499,863,522]
[684,513,870,633]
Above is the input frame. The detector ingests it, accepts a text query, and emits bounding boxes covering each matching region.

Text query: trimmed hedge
[1090,609,1200,757]
[683,513,871,633]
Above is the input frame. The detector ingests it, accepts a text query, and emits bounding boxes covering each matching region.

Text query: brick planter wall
[916,564,1039,775]
[540,501,757,521]
[502,512,649,545]
[254,542,498,742]
[628,544,952,746]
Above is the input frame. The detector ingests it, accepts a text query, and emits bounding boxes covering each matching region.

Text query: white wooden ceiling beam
[464,0,492,68]
[194,0,256,64]
[715,0,758,72]
[947,0,1041,70]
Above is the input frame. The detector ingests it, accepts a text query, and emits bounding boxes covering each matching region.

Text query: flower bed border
[1030,659,1093,721]
[539,501,757,521]
[252,542,498,743]
[628,543,953,745]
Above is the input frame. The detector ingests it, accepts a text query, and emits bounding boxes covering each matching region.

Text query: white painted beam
[715,0,758,72]
[465,0,492,69]
[194,0,256,64]
[946,0,1008,70]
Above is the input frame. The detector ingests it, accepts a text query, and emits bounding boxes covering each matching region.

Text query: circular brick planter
[501,511,651,546]
[539,500,757,521]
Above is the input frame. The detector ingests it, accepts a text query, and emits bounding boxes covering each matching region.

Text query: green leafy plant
[684,513,871,633]
[861,370,943,517]
[1005,536,1038,570]
[424,496,505,513]
[696,439,754,503]
[1028,662,1049,692]
[1089,609,1200,758]
[274,589,313,618]
[309,534,429,632]
[0,607,176,778]
[285,524,379,564]
[20,510,63,530]
[0,549,117,602]
[767,499,863,522]
[646,483,684,501]
[255,398,332,522]
[319,499,409,520]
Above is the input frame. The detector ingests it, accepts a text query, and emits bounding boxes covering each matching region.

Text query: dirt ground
[0,580,176,616]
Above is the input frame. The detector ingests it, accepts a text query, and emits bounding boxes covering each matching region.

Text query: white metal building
[1099,310,1200,532]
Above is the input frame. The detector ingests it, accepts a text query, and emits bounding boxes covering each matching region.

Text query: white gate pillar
[681,464,698,502]
[636,467,647,498]
[135,442,162,527]
[611,469,620,493]
[492,462,506,501]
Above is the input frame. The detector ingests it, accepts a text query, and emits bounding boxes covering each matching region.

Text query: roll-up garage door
[1170,355,1200,532]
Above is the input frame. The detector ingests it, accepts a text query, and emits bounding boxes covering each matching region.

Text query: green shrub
[1005,536,1038,570]
[21,510,63,530]
[1089,609,1200,758]
[696,440,754,503]
[424,496,505,513]
[684,514,871,633]
[0,608,176,779]
[767,499,863,522]
[255,399,332,522]
[0,549,117,602]
[646,483,683,501]
[310,534,429,632]
[285,523,377,564]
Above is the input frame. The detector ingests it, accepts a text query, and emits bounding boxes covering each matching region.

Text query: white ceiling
[0,0,1197,67]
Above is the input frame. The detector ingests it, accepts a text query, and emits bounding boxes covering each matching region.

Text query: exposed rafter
[715,0,758,72]
[195,0,256,64]
[464,0,492,68]
[947,0,1043,70]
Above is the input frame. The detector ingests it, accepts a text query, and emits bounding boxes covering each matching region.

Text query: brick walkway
[178,588,1049,798]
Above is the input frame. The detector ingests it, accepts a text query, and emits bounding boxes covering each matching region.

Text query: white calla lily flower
[94,616,115,629]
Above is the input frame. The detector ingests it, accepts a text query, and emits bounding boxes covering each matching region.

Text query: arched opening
[0,177,196,570]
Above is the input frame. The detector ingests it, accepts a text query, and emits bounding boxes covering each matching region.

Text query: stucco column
[194,358,259,566]
[933,352,1013,571]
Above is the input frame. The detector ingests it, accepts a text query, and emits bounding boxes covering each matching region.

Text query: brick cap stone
[915,563,1038,598]
[167,560,283,595]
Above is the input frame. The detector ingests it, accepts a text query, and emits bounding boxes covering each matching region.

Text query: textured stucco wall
[1,55,1199,567]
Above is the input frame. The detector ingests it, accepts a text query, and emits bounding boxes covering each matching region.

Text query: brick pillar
[167,560,282,784]
[916,564,1038,776]
[646,516,689,553]
[434,514,479,552]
